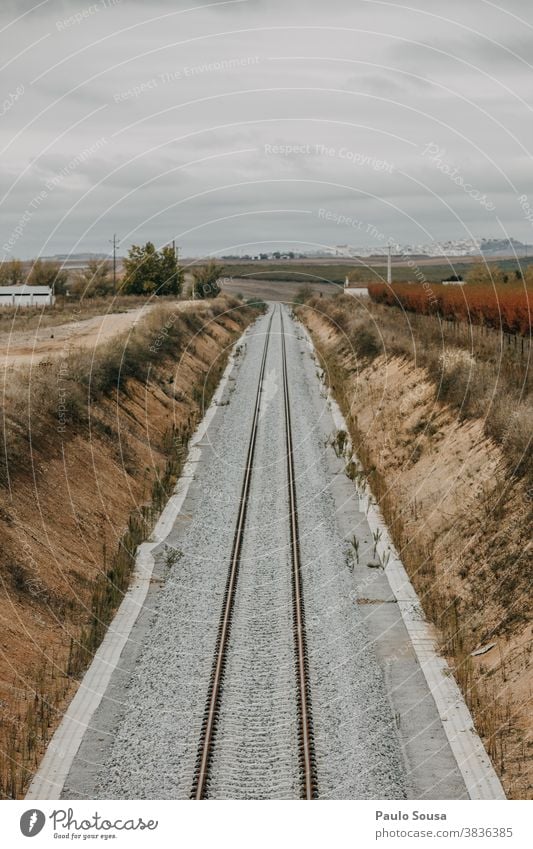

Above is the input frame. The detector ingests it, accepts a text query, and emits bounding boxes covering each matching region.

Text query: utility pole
[172,241,182,296]
[387,242,392,285]
[109,234,120,293]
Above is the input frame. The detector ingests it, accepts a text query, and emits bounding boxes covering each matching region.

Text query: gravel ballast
[64,305,408,799]
[207,308,300,799]
[94,312,274,798]
[283,311,406,798]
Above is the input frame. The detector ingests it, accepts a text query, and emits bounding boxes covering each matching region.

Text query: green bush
[351,323,381,360]
[294,285,313,305]
[245,297,267,312]
[192,261,223,299]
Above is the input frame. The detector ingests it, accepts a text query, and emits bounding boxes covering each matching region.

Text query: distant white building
[344,287,370,297]
[0,285,55,307]
[335,245,354,257]
[344,276,369,296]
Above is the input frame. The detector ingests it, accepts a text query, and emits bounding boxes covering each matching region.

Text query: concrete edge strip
[26,324,251,800]
[297,317,506,801]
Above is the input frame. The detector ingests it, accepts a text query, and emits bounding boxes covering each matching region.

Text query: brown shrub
[303,294,532,482]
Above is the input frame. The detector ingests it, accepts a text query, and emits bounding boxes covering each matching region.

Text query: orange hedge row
[367,282,532,336]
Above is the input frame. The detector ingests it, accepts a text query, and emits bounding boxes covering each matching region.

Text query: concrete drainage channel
[26,320,252,801]
[295,318,505,801]
[27,305,505,801]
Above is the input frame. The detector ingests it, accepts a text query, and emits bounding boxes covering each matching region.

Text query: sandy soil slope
[0,300,255,797]
[302,308,532,799]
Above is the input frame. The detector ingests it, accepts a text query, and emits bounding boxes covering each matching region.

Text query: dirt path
[0,301,196,367]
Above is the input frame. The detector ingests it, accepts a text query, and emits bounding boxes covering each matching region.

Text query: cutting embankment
[0,295,260,798]
[300,295,532,800]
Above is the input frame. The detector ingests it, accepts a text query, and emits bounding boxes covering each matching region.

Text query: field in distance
[213,256,533,287]
[221,277,339,302]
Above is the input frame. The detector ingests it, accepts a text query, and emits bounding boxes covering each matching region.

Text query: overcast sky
[1,0,533,258]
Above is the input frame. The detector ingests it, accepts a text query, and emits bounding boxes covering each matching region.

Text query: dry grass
[299,295,532,798]
[0,294,158,334]
[307,294,532,482]
[0,297,253,487]
[0,295,261,798]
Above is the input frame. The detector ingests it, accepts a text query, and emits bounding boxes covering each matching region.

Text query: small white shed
[344,277,369,297]
[0,285,55,307]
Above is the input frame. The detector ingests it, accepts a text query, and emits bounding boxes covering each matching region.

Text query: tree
[122,242,182,296]
[71,260,113,298]
[27,259,68,294]
[466,263,505,287]
[158,245,183,296]
[192,262,224,299]
[0,259,25,286]
[122,242,160,294]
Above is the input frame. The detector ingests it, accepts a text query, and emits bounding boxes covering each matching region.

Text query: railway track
[191,306,318,800]
[280,308,317,800]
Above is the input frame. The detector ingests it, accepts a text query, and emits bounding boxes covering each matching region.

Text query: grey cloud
[1,0,532,257]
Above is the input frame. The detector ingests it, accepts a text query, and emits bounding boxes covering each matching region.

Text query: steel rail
[191,306,317,799]
[191,310,274,800]
[280,308,317,800]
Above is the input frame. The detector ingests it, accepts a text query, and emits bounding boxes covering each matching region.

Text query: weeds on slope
[1,423,195,797]
[67,424,188,678]
[301,295,532,797]
[0,297,248,487]
[0,296,260,797]
[306,294,532,482]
